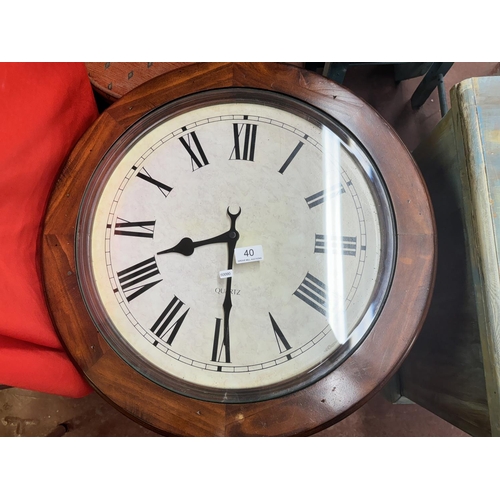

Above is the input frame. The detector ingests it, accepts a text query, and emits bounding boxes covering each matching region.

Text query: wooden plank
[400,110,490,436]
[400,76,500,436]
[452,77,500,436]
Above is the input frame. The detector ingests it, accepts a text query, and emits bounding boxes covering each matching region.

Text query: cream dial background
[85,96,391,397]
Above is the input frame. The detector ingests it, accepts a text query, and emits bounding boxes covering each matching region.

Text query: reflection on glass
[323,126,347,345]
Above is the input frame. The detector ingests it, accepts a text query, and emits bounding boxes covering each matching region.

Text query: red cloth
[0,63,98,397]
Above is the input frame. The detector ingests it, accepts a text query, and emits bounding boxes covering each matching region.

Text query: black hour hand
[157,231,233,256]
[157,237,196,256]
[157,207,241,257]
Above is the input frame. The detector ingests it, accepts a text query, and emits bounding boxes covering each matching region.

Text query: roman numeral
[341,236,358,257]
[112,218,155,238]
[269,313,292,359]
[305,184,345,209]
[230,121,257,161]
[116,257,161,302]
[179,129,209,171]
[133,166,172,197]
[151,296,190,346]
[293,272,328,317]
[314,234,326,253]
[212,317,230,365]
[279,140,305,174]
[314,234,358,257]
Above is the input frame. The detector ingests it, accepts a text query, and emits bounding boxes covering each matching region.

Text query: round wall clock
[42,63,436,436]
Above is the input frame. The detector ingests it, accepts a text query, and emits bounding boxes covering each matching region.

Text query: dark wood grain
[42,62,436,436]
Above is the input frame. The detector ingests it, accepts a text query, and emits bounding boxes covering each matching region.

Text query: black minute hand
[220,207,241,363]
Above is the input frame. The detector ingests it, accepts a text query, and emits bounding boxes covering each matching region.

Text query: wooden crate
[399,77,500,436]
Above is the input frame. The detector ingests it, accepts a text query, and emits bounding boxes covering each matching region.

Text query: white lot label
[219,269,233,279]
[235,245,264,264]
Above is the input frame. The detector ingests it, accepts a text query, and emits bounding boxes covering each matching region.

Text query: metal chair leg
[411,62,453,110]
[437,73,449,117]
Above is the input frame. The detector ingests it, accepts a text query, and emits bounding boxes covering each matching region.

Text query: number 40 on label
[235,245,264,264]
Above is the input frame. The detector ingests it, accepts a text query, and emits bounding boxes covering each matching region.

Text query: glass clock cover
[76,88,395,403]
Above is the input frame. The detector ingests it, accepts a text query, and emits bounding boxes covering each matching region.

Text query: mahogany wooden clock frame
[42,63,436,436]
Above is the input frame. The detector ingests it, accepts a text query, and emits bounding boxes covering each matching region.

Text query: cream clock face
[77,89,395,403]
